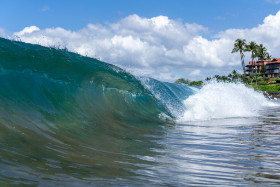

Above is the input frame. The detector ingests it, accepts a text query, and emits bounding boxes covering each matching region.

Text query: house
[245,59,270,75]
[266,58,280,78]
[245,58,280,77]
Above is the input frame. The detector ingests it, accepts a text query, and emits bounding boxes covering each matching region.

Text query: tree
[189,81,203,87]
[205,77,212,81]
[232,39,247,77]
[227,73,233,81]
[175,78,190,84]
[249,74,255,84]
[266,53,272,60]
[214,75,221,81]
[261,65,266,77]
[231,69,239,81]
[174,78,203,87]
[256,44,268,60]
[245,41,258,65]
[221,75,230,82]
[254,73,262,85]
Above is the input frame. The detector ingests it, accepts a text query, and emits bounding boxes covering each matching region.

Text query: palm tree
[266,53,272,60]
[205,77,212,81]
[232,39,247,76]
[231,69,239,81]
[245,41,258,65]
[256,44,268,60]
[214,75,221,81]
[227,73,233,81]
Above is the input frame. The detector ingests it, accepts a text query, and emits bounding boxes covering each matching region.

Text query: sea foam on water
[179,81,276,122]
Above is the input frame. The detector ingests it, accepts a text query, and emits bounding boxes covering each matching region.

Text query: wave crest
[179,81,277,122]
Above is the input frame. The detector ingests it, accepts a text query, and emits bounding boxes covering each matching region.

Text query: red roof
[246,61,267,66]
[246,58,280,66]
[258,59,271,62]
[267,58,280,64]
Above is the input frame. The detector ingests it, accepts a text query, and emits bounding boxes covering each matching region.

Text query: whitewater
[1,37,280,186]
[180,81,277,121]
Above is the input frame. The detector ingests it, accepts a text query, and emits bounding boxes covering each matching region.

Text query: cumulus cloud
[12,11,280,81]
[217,11,280,58]
[14,26,40,36]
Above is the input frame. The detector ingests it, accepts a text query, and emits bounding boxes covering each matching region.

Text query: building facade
[266,58,280,78]
[245,58,280,78]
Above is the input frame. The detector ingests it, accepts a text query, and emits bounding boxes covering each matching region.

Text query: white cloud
[190,69,201,76]
[12,11,280,81]
[0,28,6,37]
[217,11,280,58]
[14,26,40,36]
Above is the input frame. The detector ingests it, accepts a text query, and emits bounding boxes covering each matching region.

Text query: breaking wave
[179,81,277,122]
[0,37,276,185]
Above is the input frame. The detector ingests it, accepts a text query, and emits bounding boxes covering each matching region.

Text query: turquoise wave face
[0,38,194,185]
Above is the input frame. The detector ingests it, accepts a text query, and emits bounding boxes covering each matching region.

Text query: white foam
[178,81,278,122]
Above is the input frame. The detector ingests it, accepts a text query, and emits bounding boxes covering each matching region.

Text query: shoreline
[266,92,280,99]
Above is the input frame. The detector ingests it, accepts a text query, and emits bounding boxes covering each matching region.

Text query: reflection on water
[146,106,280,186]
[1,106,280,186]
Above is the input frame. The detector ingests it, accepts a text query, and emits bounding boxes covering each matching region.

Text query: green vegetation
[175,69,280,94]
[175,78,203,87]
[232,39,247,76]
[175,78,190,85]
[245,41,258,68]
[205,70,244,83]
[230,38,279,94]
[235,39,272,61]
[174,70,243,87]
[249,82,280,93]
[189,81,203,87]
[232,38,271,77]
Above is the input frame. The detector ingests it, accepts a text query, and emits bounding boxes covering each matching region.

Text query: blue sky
[1,0,279,35]
[1,0,280,81]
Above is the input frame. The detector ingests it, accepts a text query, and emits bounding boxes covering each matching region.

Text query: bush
[263,77,270,81]
[189,81,203,87]
[250,84,280,93]
[267,85,280,92]
[259,81,268,85]
[175,78,190,84]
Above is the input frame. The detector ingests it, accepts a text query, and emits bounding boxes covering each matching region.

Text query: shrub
[259,81,268,85]
[263,77,270,81]
[175,78,190,84]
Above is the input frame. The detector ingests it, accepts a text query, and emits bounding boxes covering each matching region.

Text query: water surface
[1,37,280,186]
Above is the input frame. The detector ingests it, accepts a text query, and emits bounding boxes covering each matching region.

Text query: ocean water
[1,37,280,186]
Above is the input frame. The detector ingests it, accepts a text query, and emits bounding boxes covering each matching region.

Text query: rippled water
[136,105,280,186]
[4,106,280,186]
[1,38,280,186]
